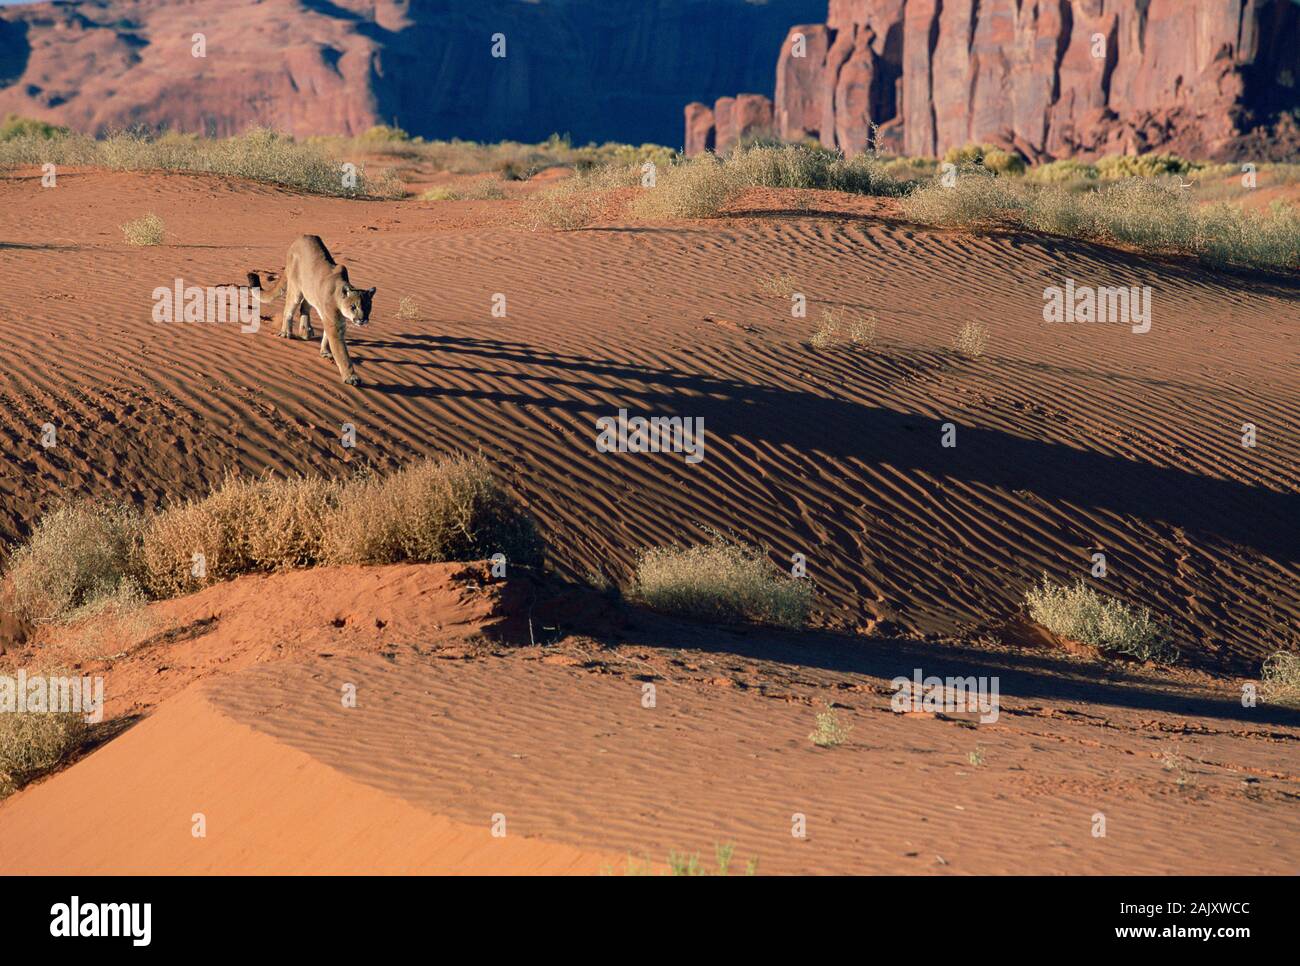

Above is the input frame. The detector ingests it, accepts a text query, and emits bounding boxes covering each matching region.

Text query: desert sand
[0,165,1297,873]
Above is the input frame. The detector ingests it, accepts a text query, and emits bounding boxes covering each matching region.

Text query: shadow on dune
[620,611,1300,731]
[360,335,1298,563]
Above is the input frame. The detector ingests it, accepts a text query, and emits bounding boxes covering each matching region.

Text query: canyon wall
[0,0,823,145]
[689,0,1300,160]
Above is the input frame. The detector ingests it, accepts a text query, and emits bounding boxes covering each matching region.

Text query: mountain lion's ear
[367,287,376,297]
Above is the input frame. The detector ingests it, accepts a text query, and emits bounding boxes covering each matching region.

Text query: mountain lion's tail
[247,271,287,301]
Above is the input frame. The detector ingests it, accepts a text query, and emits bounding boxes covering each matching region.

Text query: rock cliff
[688,0,1300,160]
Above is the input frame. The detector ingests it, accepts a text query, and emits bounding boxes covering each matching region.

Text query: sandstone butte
[685,0,1300,161]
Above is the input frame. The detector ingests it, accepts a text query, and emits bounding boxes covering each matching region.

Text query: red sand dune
[1,563,1297,874]
[0,166,1297,874]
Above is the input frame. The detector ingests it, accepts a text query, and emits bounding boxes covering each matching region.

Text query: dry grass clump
[759,272,800,298]
[0,457,541,606]
[944,143,1026,176]
[140,475,339,597]
[1259,651,1300,708]
[905,169,1299,270]
[0,127,401,198]
[326,131,675,178]
[520,178,601,230]
[1026,574,1175,663]
[629,143,909,220]
[320,457,543,569]
[809,307,877,349]
[901,167,1030,226]
[419,186,461,201]
[0,706,90,798]
[121,212,165,246]
[396,296,419,319]
[631,534,811,629]
[5,503,145,623]
[809,703,852,747]
[952,321,989,358]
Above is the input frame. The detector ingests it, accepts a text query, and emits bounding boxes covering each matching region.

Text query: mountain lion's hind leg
[279,284,302,338]
[320,328,332,358]
[298,305,315,341]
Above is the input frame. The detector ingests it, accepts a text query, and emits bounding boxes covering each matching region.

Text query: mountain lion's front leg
[323,314,359,386]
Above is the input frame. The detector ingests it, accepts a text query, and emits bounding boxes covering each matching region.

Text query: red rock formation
[0,0,826,146]
[700,94,776,154]
[684,102,716,155]
[690,0,1300,161]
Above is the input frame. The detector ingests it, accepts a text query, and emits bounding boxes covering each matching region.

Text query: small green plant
[664,843,757,876]
[809,703,852,748]
[1159,745,1196,789]
[121,213,165,246]
[1026,574,1176,662]
[968,745,986,767]
[952,321,989,358]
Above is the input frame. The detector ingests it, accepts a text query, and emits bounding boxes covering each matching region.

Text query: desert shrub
[359,124,411,143]
[521,179,600,229]
[9,460,538,604]
[809,704,852,747]
[759,272,799,298]
[1082,178,1198,251]
[1260,651,1300,707]
[4,503,145,622]
[1025,158,1099,184]
[1196,200,1300,270]
[944,142,1026,176]
[631,535,811,628]
[121,212,165,246]
[460,177,506,200]
[140,475,339,596]
[420,186,461,201]
[396,296,419,319]
[631,153,742,219]
[1096,152,1192,180]
[0,706,90,798]
[1026,574,1175,662]
[321,456,543,569]
[905,168,1298,270]
[879,155,938,181]
[0,114,69,141]
[809,307,876,349]
[630,143,909,220]
[952,321,989,358]
[0,127,402,198]
[901,168,1030,226]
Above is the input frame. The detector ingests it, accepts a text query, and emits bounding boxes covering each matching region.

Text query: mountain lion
[248,235,375,386]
